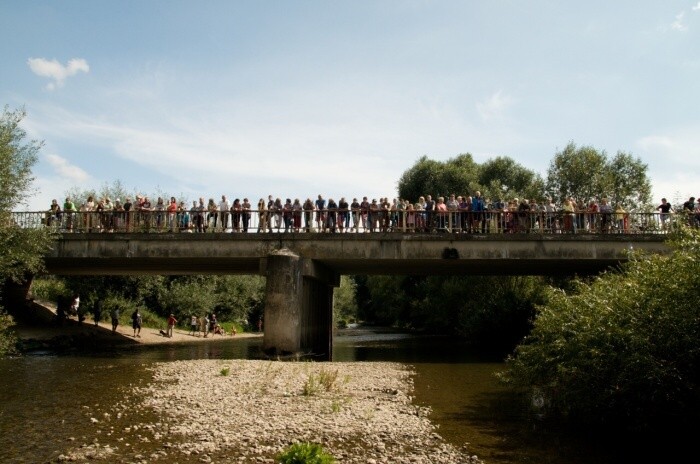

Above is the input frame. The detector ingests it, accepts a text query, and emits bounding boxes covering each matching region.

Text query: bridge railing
[10,209,691,235]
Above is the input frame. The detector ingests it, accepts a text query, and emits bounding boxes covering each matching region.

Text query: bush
[499,228,700,429]
[277,442,334,464]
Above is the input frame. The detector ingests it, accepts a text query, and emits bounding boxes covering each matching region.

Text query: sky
[2,0,699,211]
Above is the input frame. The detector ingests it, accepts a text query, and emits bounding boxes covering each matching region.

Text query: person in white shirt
[218,195,230,231]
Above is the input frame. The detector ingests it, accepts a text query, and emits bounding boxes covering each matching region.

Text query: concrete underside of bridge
[41,233,669,359]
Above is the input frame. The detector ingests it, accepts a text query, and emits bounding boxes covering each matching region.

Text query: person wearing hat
[166,313,178,338]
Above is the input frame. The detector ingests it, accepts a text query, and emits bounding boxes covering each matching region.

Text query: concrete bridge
[43,232,669,359]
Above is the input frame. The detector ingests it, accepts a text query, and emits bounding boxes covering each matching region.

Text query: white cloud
[45,153,90,183]
[693,2,700,12]
[476,90,514,121]
[671,12,688,31]
[27,58,89,90]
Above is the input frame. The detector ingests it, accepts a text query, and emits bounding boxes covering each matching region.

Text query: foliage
[32,273,266,330]
[499,228,700,428]
[333,276,358,328]
[545,141,651,209]
[277,442,334,464]
[64,179,189,208]
[0,312,17,356]
[397,153,542,203]
[220,366,230,376]
[356,274,547,351]
[0,106,54,355]
[0,106,41,212]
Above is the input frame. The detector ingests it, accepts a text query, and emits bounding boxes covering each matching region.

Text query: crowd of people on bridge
[41,192,700,235]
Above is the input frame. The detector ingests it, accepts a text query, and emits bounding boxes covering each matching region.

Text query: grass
[277,442,334,464]
[220,366,231,376]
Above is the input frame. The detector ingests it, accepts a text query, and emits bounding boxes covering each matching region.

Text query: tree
[397,153,542,204]
[0,106,54,355]
[546,142,651,209]
[0,106,53,283]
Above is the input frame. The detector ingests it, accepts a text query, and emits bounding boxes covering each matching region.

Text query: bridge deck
[44,232,669,276]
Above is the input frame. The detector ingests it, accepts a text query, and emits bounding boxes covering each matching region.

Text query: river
[0,330,660,463]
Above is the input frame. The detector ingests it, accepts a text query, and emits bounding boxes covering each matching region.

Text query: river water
[0,331,657,463]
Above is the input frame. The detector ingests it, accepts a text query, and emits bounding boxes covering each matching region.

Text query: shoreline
[10,300,262,352]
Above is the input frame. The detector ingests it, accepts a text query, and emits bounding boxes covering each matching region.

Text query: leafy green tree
[0,106,54,354]
[607,151,652,209]
[479,156,544,201]
[333,275,358,327]
[546,142,651,209]
[397,154,481,202]
[499,228,700,428]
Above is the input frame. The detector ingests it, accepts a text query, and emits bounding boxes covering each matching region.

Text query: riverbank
[10,300,261,352]
[54,359,482,463]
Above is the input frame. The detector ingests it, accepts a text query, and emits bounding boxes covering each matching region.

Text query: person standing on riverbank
[190,315,198,336]
[110,307,119,334]
[93,300,102,326]
[167,313,178,338]
[132,309,142,337]
[200,314,209,338]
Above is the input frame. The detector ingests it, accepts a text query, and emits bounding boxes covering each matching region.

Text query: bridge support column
[262,250,339,360]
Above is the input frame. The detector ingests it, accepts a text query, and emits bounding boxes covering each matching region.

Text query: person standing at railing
[198,198,207,232]
[266,195,275,232]
[206,198,217,231]
[141,196,153,230]
[292,198,302,232]
[424,195,435,232]
[231,198,242,232]
[599,197,612,233]
[219,195,230,231]
[446,194,459,232]
[167,197,177,232]
[540,197,555,233]
[682,197,696,227]
[351,198,360,232]
[273,198,283,231]
[178,201,190,231]
[360,197,370,232]
[561,198,575,233]
[472,191,486,234]
[369,199,379,232]
[123,197,133,232]
[435,197,448,231]
[656,198,673,230]
[113,199,124,231]
[326,198,338,233]
[457,195,469,233]
[242,198,252,232]
[154,197,165,231]
[615,204,627,233]
[48,199,61,227]
[258,198,268,232]
[339,197,349,233]
[103,197,114,232]
[303,198,314,232]
[282,198,293,232]
[586,199,599,233]
[315,195,326,232]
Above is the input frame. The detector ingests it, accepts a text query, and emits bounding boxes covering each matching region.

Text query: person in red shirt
[166,313,178,338]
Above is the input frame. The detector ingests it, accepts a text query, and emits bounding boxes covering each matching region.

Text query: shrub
[499,228,700,429]
[277,442,334,464]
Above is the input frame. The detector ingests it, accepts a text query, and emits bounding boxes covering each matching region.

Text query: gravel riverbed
[57,359,483,463]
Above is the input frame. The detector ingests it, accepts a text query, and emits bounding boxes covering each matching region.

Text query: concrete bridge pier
[262,250,339,360]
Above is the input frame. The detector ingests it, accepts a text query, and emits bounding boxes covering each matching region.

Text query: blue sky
[2,0,699,210]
